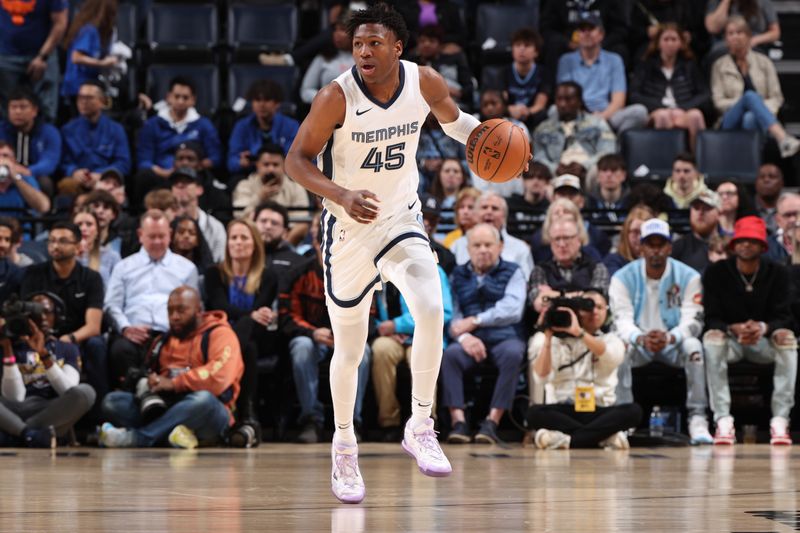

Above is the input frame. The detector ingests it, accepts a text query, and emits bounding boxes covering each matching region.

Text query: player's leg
[379,241,451,476]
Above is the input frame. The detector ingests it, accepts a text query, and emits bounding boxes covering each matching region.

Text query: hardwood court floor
[0,443,798,532]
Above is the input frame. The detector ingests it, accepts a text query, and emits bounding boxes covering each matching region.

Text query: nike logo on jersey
[355,107,372,116]
[407,199,417,210]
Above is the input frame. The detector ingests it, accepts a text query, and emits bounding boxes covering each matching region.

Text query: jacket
[137,108,222,170]
[60,114,131,177]
[154,310,244,423]
[629,55,711,113]
[0,120,61,178]
[204,265,279,324]
[533,111,616,174]
[711,50,783,115]
[227,113,299,173]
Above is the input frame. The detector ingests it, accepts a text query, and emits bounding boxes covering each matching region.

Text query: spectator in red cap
[702,216,797,446]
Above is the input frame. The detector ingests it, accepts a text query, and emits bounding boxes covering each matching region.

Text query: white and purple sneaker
[331,438,365,504]
[401,418,452,477]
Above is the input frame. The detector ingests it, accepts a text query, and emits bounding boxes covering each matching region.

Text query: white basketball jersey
[318,60,430,223]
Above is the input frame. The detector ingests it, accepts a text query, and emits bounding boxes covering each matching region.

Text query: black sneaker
[23,426,56,448]
[228,421,261,448]
[296,421,321,444]
[446,421,472,444]
[474,419,499,444]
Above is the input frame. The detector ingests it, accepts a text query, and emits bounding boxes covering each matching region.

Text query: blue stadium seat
[696,130,762,184]
[228,64,299,115]
[147,64,220,115]
[475,4,539,61]
[146,3,217,59]
[228,3,298,53]
[621,129,687,181]
[116,2,138,48]
[480,65,506,91]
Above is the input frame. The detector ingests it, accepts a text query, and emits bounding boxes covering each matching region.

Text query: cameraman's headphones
[23,291,67,326]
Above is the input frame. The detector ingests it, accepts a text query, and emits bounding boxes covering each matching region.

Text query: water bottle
[649,405,664,438]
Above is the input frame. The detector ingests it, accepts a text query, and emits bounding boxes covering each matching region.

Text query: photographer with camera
[443,223,527,444]
[0,293,96,447]
[528,290,641,449]
[21,221,107,401]
[609,218,713,444]
[100,285,243,448]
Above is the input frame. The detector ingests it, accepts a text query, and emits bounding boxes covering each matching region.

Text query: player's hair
[220,218,265,294]
[346,3,410,47]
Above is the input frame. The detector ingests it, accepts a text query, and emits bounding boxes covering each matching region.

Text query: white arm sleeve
[46,363,81,396]
[440,110,481,145]
[2,364,25,402]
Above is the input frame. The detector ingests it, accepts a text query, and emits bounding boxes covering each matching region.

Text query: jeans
[721,90,778,134]
[703,330,798,421]
[289,336,371,426]
[102,390,230,446]
[615,337,708,418]
[0,384,96,438]
[0,54,59,122]
[608,104,649,134]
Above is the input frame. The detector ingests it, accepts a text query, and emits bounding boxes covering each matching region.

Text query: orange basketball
[466,118,530,183]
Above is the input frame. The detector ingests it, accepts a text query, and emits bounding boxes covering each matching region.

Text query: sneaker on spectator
[534,429,571,450]
[689,415,714,445]
[401,417,452,477]
[331,438,365,504]
[258,52,293,66]
[99,422,135,448]
[770,416,792,446]
[713,416,736,445]
[168,425,198,449]
[446,421,471,444]
[598,431,630,450]
[780,135,800,158]
[22,425,55,449]
[297,421,321,444]
[474,419,500,444]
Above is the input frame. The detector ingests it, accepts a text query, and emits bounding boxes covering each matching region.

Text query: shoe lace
[334,453,361,487]
[415,428,445,459]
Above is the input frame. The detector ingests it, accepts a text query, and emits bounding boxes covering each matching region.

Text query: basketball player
[285,5,482,503]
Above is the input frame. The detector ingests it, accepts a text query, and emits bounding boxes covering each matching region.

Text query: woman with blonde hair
[443,187,481,249]
[602,205,656,276]
[72,206,120,285]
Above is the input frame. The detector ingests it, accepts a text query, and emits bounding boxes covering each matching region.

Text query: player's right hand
[340,189,380,224]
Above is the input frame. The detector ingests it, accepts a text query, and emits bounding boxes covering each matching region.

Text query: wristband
[457,333,471,344]
[441,110,481,145]
[2,356,15,365]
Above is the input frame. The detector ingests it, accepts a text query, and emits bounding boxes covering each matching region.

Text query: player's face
[352,23,402,84]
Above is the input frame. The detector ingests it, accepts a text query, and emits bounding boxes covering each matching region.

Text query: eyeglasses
[551,234,578,244]
[47,238,77,246]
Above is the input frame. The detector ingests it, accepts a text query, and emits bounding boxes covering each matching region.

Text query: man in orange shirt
[99,286,244,448]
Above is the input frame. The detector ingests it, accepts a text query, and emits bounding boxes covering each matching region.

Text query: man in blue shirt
[0,0,67,122]
[227,79,299,178]
[59,80,130,197]
[0,87,61,196]
[0,140,50,216]
[135,77,222,205]
[556,13,647,133]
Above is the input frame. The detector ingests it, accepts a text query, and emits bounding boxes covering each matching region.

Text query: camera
[0,165,10,184]
[135,377,168,424]
[541,295,595,331]
[0,296,45,341]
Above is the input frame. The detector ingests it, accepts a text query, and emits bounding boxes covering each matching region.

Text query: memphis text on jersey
[350,121,419,144]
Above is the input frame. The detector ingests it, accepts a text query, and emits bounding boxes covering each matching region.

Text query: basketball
[466,118,530,183]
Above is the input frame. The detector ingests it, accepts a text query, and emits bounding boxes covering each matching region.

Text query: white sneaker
[599,431,630,450]
[99,422,135,448]
[401,418,452,477]
[713,416,736,445]
[331,438,365,504]
[689,415,714,445]
[780,135,800,158]
[770,416,792,446]
[534,429,571,450]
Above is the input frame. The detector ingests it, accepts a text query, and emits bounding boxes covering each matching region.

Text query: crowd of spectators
[0,0,799,449]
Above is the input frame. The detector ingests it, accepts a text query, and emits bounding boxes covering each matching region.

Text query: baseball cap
[99,168,124,186]
[552,174,582,192]
[690,190,720,210]
[169,166,200,184]
[640,218,671,243]
[175,140,205,159]
[418,193,441,218]
[576,12,603,29]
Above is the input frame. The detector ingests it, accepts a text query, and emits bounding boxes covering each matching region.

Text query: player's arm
[285,83,380,224]
[418,66,480,145]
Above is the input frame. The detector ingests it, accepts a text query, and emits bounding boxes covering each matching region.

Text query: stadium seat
[116,3,138,48]
[475,3,539,63]
[480,65,506,91]
[228,3,298,54]
[146,3,218,60]
[621,129,687,181]
[147,64,220,115]
[696,130,762,184]
[228,64,299,115]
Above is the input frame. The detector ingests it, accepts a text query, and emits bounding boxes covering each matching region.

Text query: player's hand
[340,189,380,224]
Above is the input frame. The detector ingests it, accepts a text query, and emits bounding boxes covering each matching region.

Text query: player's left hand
[340,189,380,224]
